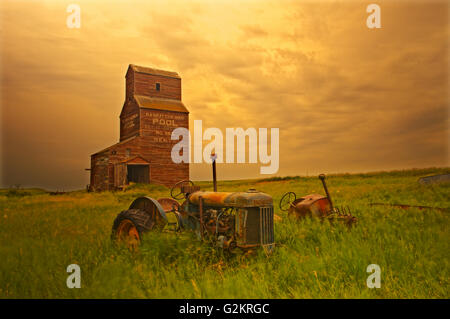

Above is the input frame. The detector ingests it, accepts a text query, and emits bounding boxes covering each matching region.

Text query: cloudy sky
[0,0,448,190]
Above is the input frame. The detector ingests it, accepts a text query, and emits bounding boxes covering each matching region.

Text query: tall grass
[0,168,448,298]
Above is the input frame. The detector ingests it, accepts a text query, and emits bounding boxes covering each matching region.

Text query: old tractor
[279,174,356,226]
[111,179,275,252]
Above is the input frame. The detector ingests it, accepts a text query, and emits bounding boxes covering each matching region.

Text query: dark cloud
[0,0,448,189]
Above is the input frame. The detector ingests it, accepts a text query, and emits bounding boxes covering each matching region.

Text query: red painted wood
[90,65,189,191]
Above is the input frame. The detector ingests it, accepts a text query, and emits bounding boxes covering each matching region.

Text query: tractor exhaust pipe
[319,174,334,212]
[211,152,217,192]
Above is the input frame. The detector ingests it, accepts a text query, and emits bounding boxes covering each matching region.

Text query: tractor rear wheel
[111,209,155,249]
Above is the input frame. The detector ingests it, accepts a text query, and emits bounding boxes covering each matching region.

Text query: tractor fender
[129,196,168,230]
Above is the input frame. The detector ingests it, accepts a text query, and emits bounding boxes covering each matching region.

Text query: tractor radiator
[238,206,274,247]
[260,206,274,245]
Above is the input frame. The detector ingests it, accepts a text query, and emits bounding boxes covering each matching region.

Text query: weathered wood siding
[140,108,189,185]
[114,163,127,187]
[90,64,189,191]
[119,100,140,141]
[133,72,181,100]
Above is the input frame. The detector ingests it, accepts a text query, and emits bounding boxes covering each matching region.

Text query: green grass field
[0,168,449,298]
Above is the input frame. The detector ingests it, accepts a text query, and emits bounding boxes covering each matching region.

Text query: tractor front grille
[239,206,274,246]
[260,206,274,245]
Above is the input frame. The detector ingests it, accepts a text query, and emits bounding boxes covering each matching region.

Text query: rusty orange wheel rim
[116,219,140,250]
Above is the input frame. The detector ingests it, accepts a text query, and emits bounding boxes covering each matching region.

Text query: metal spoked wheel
[279,192,297,211]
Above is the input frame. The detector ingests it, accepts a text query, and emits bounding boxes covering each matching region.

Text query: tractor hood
[188,189,273,208]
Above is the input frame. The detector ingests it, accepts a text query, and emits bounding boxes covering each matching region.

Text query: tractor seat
[157,198,180,213]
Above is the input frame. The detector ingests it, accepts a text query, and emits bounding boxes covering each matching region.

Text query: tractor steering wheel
[279,192,297,211]
[170,180,195,200]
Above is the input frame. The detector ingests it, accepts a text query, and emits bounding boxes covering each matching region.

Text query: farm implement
[279,174,357,226]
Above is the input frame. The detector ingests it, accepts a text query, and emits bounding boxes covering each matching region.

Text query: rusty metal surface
[224,189,273,207]
[188,191,231,206]
[157,197,180,212]
[189,189,273,208]
[204,223,231,233]
[114,174,275,252]
[319,174,334,211]
[235,208,247,244]
[280,174,357,226]
[288,195,330,218]
[129,196,168,229]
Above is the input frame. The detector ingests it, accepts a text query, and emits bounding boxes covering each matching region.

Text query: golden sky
[1,0,449,190]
